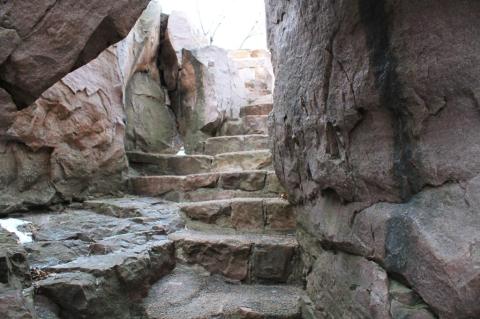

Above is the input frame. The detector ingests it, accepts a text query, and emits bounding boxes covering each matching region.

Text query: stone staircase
[128,101,304,318]
[0,101,304,318]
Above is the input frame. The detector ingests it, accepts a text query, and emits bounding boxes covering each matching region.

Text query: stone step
[128,150,272,175]
[203,134,269,155]
[161,188,279,203]
[143,265,303,319]
[169,230,302,284]
[129,170,283,198]
[240,103,273,117]
[83,196,184,233]
[248,94,273,106]
[220,115,268,136]
[179,198,295,233]
[128,152,213,175]
[213,150,273,172]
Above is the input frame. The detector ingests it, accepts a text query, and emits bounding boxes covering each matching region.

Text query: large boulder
[266,0,480,318]
[0,0,150,108]
[157,12,248,153]
[165,11,209,66]
[117,0,181,154]
[173,46,247,153]
[0,47,127,214]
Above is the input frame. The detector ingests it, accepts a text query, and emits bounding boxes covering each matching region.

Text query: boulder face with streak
[265,0,480,318]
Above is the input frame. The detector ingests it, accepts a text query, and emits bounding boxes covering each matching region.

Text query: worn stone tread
[179,198,295,232]
[170,229,298,247]
[240,103,273,116]
[127,151,214,175]
[213,150,273,172]
[161,188,279,203]
[129,170,283,197]
[220,115,269,136]
[204,134,269,155]
[143,265,303,319]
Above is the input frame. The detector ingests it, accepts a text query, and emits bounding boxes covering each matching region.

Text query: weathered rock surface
[130,170,284,201]
[0,0,163,214]
[143,265,303,319]
[213,150,273,172]
[128,152,214,176]
[164,11,209,66]
[118,1,181,154]
[144,267,302,319]
[0,285,33,319]
[172,46,247,152]
[266,0,480,318]
[0,199,183,319]
[0,0,149,108]
[170,230,301,284]
[0,47,128,214]
[180,198,295,232]
[220,115,269,136]
[203,134,270,156]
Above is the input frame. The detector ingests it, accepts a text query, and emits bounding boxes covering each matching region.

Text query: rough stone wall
[172,46,247,153]
[266,0,480,318]
[159,12,249,154]
[0,47,128,214]
[118,1,181,154]
[0,0,149,214]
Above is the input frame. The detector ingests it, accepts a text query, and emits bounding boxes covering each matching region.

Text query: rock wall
[0,1,149,214]
[172,46,247,153]
[265,0,480,318]
[0,47,127,214]
[160,12,274,154]
[118,1,181,154]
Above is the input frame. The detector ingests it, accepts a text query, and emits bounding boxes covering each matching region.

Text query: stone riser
[180,198,295,233]
[169,230,303,284]
[239,103,273,117]
[220,115,269,136]
[128,150,273,176]
[202,134,269,156]
[161,189,278,203]
[129,170,283,197]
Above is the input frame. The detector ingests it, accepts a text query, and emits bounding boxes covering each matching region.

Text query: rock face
[0,0,149,109]
[0,47,128,214]
[159,11,266,153]
[118,1,181,154]
[0,2,177,214]
[172,46,247,153]
[0,198,182,319]
[266,0,480,318]
[0,1,153,214]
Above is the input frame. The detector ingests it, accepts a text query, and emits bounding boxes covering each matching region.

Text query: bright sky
[160,0,267,49]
